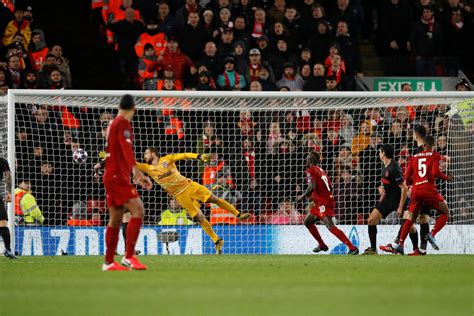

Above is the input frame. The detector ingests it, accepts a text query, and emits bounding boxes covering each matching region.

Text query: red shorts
[310,203,336,219]
[408,189,445,213]
[104,180,140,207]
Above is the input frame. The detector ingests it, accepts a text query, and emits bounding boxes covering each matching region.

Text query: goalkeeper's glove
[197,154,214,163]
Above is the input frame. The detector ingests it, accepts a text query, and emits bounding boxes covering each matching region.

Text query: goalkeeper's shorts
[175,182,212,218]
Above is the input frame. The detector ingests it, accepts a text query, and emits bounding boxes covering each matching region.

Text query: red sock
[105,226,120,264]
[307,225,327,248]
[431,214,448,237]
[329,226,356,251]
[399,219,413,246]
[125,217,142,258]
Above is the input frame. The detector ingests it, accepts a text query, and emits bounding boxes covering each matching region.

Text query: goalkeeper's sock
[105,226,120,264]
[307,225,327,248]
[431,214,448,237]
[121,222,128,246]
[329,226,356,251]
[125,217,142,259]
[215,198,239,216]
[0,227,11,251]
[200,218,219,243]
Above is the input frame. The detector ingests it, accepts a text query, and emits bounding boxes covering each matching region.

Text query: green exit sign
[374,78,442,91]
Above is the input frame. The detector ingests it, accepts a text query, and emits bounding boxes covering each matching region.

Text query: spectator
[276,62,304,91]
[138,43,160,90]
[160,36,197,85]
[306,3,328,34]
[44,69,64,90]
[333,166,361,224]
[233,41,248,75]
[255,34,271,61]
[175,0,202,32]
[0,67,9,95]
[232,15,250,44]
[387,119,407,156]
[233,0,254,27]
[180,11,209,63]
[283,4,303,48]
[298,47,313,67]
[299,63,312,82]
[217,27,235,61]
[303,62,326,91]
[378,0,413,76]
[269,38,296,79]
[339,113,355,145]
[251,8,268,39]
[21,68,38,89]
[28,29,48,72]
[197,41,221,79]
[258,63,278,91]
[455,78,471,91]
[157,2,177,38]
[352,121,372,156]
[158,197,193,225]
[410,5,443,76]
[217,56,247,90]
[267,0,287,25]
[197,119,223,155]
[51,45,72,88]
[324,74,340,91]
[213,8,233,39]
[246,47,275,83]
[266,121,284,154]
[5,54,22,88]
[269,21,291,51]
[330,0,364,39]
[202,9,216,38]
[2,6,31,49]
[14,179,44,226]
[266,198,302,224]
[443,7,472,76]
[196,70,217,90]
[326,52,348,90]
[334,20,362,81]
[134,19,166,59]
[249,80,263,91]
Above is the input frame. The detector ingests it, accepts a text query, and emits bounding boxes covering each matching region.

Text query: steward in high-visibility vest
[14,180,44,225]
[158,197,193,225]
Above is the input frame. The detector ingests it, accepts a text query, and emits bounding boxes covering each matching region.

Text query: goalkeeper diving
[137,148,251,254]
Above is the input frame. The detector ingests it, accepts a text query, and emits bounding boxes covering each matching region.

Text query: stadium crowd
[1,0,473,226]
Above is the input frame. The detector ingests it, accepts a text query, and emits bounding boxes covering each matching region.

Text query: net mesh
[6,92,474,255]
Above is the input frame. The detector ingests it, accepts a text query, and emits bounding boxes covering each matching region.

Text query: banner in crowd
[10,225,474,256]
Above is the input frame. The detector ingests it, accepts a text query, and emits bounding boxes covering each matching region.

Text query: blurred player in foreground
[296,151,359,255]
[137,148,251,254]
[102,94,152,271]
[394,135,453,255]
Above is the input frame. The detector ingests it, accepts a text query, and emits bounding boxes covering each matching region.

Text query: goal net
[4,90,474,255]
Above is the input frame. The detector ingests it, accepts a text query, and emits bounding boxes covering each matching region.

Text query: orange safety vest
[29,47,49,71]
[138,56,158,81]
[14,190,26,216]
[91,0,103,9]
[106,7,141,46]
[210,206,236,224]
[202,162,225,186]
[135,32,167,58]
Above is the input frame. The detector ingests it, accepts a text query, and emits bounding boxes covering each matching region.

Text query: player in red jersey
[394,135,453,255]
[296,151,359,255]
[102,94,152,271]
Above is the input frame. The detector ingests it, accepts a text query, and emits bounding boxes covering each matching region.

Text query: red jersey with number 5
[306,165,335,208]
[404,150,448,192]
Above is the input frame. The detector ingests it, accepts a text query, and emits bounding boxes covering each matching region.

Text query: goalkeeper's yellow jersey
[136,153,198,197]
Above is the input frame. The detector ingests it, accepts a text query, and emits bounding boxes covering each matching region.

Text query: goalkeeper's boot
[237,212,251,221]
[408,249,426,256]
[347,247,359,255]
[214,239,224,255]
[379,244,397,254]
[121,256,148,270]
[4,249,17,260]
[362,247,377,255]
[425,233,439,251]
[102,262,129,271]
[313,244,329,253]
[393,244,405,255]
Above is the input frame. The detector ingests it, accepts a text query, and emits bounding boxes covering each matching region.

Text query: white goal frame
[5,89,474,254]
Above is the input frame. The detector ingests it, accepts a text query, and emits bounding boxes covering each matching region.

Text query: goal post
[4,89,474,255]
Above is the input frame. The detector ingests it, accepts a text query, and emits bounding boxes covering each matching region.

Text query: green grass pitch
[1,255,473,316]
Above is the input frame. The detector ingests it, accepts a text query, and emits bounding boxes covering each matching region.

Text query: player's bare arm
[397,181,408,216]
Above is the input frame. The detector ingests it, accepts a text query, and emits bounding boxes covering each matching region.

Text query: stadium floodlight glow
[4,90,473,255]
